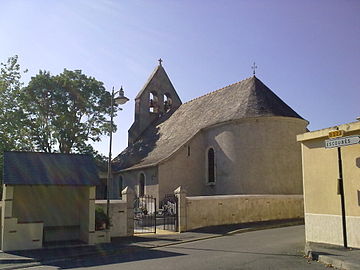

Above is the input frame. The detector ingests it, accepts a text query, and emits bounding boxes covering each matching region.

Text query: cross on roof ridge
[251,62,258,75]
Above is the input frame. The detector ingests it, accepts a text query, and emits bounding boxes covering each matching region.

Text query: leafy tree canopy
[0,55,32,197]
[0,58,112,198]
[22,69,117,154]
[0,55,31,152]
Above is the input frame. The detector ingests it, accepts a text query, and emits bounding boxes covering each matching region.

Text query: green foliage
[95,206,110,230]
[21,69,117,154]
[0,56,32,198]
[0,55,32,151]
[0,56,116,199]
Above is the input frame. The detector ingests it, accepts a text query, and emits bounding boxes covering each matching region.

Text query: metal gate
[134,195,156,233]
[157,194,178,231]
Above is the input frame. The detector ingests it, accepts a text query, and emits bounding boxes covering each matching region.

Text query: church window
[164,93,173,113]
[206,148,216,184]
[187,145,191,157]
[139,173,145,196]
[149,92,159,113]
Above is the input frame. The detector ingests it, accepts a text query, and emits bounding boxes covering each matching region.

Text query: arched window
[149,92,159,113]
[163,93,172,112]
[139,173,145,196]
[207,148,216,184]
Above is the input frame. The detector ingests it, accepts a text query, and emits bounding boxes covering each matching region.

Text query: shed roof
[114,76,305,171]
[3,151,100,186]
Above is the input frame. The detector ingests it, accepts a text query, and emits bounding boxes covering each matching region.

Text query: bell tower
[128,60,182,145]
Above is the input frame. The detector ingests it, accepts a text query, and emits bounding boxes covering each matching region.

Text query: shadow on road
[168,245,301,258]
[43,246,185,269]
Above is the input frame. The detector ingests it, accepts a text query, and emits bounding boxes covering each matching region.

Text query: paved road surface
[25,225,329,270]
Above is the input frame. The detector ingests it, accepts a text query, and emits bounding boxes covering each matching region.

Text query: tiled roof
[113,76,304,171]
[3,151,100,185]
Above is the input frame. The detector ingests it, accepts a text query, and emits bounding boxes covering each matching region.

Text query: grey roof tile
[3,151,100,185]
[113,76,304,171]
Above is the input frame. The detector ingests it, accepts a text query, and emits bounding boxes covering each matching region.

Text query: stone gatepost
[122,186,134,236]
[174,186,187,232]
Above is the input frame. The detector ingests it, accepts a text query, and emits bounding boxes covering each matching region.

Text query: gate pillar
[174,186,187,232]
[122,187,134,236]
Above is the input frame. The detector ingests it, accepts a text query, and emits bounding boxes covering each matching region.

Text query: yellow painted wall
[12,185,88,226]
[1,185,99,251]
[299,122,360,216]
[2,186,44,251]
[298,121,360,248]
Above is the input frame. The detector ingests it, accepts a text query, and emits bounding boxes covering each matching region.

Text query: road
[26,225,329,270]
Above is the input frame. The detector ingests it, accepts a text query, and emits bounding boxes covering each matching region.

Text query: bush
[95,207,110,230]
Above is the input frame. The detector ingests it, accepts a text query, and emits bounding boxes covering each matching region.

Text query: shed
[1,151,104,251]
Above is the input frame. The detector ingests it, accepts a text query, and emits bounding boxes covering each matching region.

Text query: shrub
[95,207,110,230]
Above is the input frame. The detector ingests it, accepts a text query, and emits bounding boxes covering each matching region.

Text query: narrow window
[187,145,191,157]
[164,93,172,112]
[149,92,159,113]
[139,173,145,196]
[207,148,215,184]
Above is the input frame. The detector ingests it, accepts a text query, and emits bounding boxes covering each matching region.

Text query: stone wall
[175,187,304,232]
[95,187,134,238]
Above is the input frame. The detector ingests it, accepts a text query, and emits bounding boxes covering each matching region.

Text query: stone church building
[112,62,308,201]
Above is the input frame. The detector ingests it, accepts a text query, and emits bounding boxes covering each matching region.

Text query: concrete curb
[317,254,360,270]
[0,262,41,270]
[0,221,303,270]
[307,251,360,270]
[305,245,360,270]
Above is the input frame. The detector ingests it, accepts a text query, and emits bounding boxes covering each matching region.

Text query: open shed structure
[1,151,102,251]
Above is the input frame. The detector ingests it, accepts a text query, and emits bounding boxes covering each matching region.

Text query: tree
[21,69,116,154]
[0,55,31,198]
[0,55,31,151]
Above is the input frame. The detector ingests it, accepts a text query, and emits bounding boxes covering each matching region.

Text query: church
[112,61,308,201]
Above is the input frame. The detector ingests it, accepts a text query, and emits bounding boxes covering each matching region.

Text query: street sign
[329,130,344,138]
[325,135,360,148]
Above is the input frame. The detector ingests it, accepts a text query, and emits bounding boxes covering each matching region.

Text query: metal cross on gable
[251,62,258,75]
[158,58,163,66]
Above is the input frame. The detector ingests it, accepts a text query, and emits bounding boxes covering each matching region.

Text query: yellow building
[297,121,360,248]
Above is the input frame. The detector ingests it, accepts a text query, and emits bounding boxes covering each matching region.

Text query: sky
[1,0,359,157]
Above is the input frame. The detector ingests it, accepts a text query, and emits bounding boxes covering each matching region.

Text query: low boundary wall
[175,187,304,232]
[95,187,134,238]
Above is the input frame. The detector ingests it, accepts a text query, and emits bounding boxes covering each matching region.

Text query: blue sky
[1,0,359,156]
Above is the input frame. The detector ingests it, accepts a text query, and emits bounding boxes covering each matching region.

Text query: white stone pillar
[122,186,134,236]
[174,186,187,232]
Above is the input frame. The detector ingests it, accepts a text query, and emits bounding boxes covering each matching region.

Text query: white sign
[325,135,360,148]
